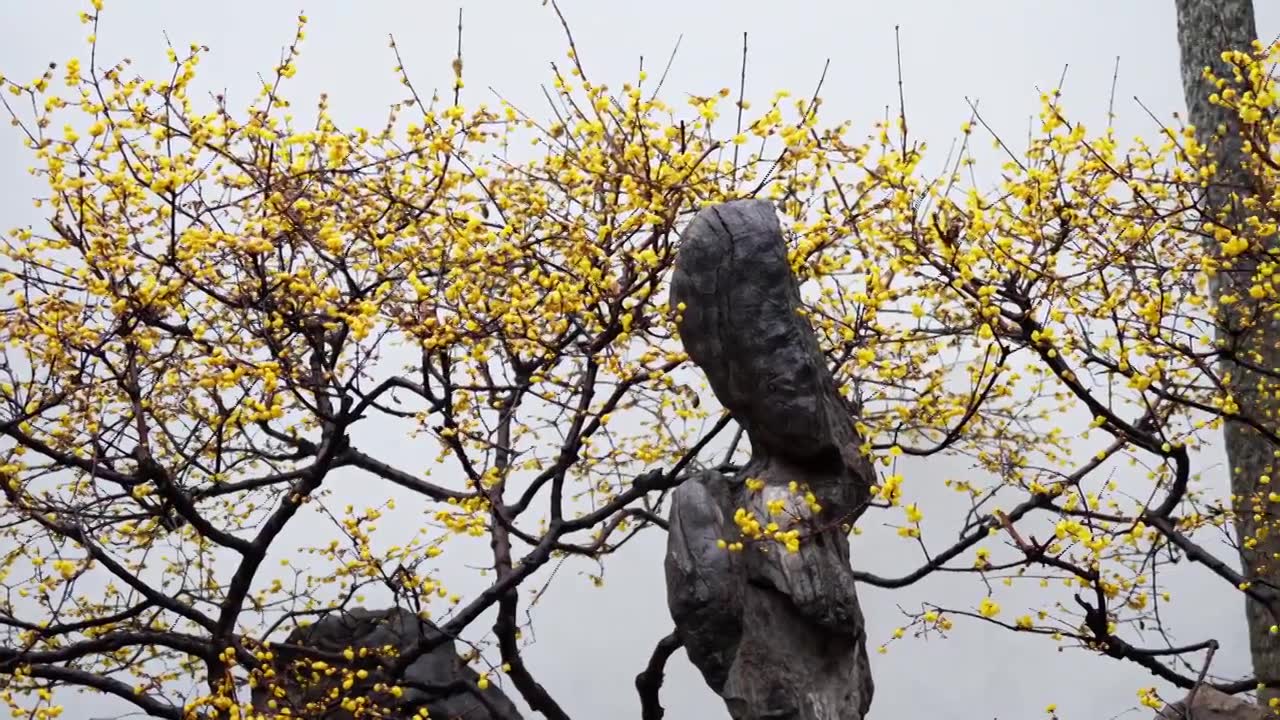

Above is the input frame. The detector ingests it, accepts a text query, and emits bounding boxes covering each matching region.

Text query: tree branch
[636,631,682,720]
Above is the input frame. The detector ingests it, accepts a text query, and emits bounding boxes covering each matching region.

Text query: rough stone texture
[250,607,523,720]
[1174,0,1280,706]
[665,199,875,720]
[1157,687,1273,720]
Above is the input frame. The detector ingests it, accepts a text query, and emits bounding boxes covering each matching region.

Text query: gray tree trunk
[1173,0,1280,705]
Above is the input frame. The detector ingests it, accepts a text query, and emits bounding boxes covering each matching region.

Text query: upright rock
[250,607,524,720]
[665,199,876,720]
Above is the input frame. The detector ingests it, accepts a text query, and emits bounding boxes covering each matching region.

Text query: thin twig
[649,34,683,102]
[732,32,748,186]
[749,58,829,198]
[1181,639,1219,720]
[895,25,908,161]
[1107,55,1121,126]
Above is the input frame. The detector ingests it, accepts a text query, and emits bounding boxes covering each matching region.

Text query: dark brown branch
[215,412,351,640]
[23,664,182,719]
[0,478,218,633]
[1146,515,1279,610]
[0,630,210,669]
[1184,639,1220,711]
[493,578,571,720]
[0,601,152,638]
[852,493,1049,587]
[636,631,682,720]
[343,447,470,502]
[391,529,562,678]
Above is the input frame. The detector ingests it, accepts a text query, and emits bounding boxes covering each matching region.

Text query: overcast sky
[4,2,1280,719]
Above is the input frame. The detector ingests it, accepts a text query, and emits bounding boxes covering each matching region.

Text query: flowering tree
[4,3,1280,718]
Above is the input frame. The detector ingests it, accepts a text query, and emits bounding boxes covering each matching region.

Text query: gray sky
[3,2,1280,719]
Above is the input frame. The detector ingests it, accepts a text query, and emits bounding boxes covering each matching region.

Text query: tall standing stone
[665,199,876,720]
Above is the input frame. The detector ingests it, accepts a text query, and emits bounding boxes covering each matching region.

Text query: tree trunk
[1173,0,1280,706]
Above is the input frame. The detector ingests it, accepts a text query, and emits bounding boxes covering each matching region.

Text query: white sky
[3,2,1280,719]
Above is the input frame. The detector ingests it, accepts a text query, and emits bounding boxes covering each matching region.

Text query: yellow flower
[978,597,1001,618]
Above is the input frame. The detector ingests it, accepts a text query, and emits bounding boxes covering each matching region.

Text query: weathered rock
[1157,687,1272,720]
[250,607,523,720]
[665,199,876,720]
